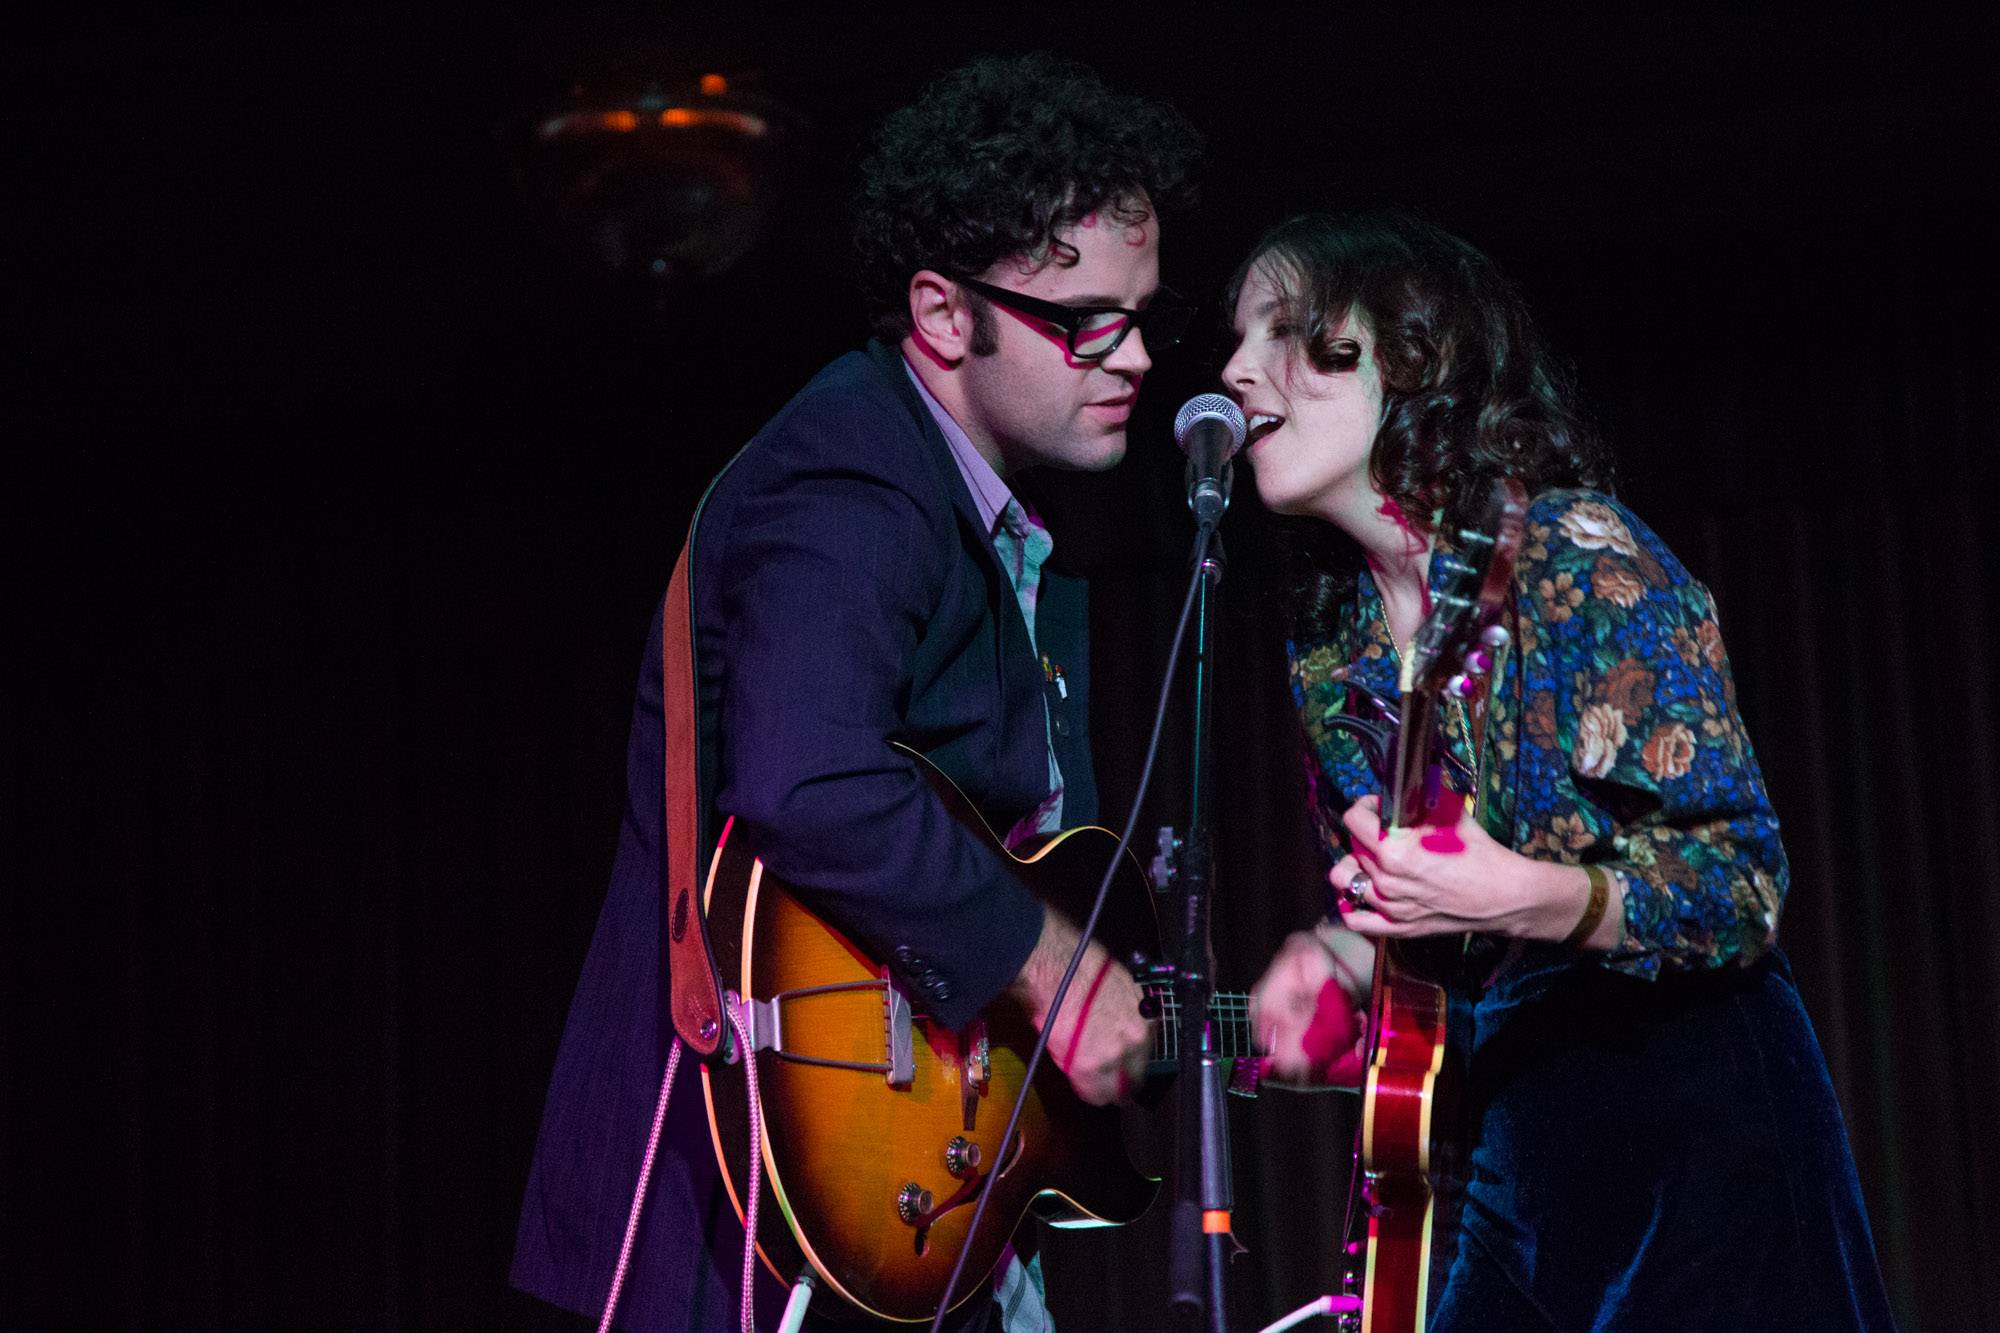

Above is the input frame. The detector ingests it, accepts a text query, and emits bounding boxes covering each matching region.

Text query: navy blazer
[512,340,1096,1330]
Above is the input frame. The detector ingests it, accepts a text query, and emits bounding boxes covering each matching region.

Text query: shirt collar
[902,354,1016,536]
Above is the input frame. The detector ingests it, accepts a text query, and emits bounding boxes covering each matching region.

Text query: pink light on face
[1124,221,1149,248]
[1087,314,1131,342]
[1078,211,1098,229]
[992,302,1093,369]
[905,329,954,371]
[1372,498,1436,615]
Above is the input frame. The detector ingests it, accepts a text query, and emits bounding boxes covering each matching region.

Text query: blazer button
[931,981,954,1003]
[1052,715,1071,737]
[893,945,915,965]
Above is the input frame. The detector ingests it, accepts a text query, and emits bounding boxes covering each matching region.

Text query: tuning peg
[1446,674,1476,698]
[1463,648,1492,674]
[1149,826,1182,891]
[1480,624,1510,649]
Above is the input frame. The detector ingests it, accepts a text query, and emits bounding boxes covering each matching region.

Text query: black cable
[928,523,1216,1333]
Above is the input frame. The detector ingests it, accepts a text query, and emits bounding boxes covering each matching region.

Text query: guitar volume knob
[945,1135,982,1178]
[897,1182,933,1225]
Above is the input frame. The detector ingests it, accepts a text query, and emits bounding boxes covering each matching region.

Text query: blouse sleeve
[1496,491,1786,978]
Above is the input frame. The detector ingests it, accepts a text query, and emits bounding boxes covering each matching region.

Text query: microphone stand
[1166,507,1232,1333]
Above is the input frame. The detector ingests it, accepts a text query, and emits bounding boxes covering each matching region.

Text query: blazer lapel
[862,340,1048,792]
[863,340,1038,646]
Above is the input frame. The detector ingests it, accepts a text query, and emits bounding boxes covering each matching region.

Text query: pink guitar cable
[727,996,767,1333]
[597,994,768,1333]
[598,1036,683,1333]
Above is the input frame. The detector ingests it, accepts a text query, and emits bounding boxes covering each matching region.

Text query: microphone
[1173,394,1247,528]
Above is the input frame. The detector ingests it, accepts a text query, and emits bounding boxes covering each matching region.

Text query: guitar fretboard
[1144,987,1257,1064]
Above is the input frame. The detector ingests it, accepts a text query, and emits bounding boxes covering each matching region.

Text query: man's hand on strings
[1010,906,1150,1106]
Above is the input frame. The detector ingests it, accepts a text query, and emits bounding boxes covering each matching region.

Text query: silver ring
[1342,870,1373,907]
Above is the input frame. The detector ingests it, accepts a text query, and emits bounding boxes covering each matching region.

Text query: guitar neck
[1143,986,1258,1069]
[1388,687,1443,832]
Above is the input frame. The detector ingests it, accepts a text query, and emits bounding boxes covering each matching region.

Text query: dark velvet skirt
[1430,949,1894,1331]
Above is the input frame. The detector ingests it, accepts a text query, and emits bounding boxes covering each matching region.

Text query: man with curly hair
[512,55,1200,1331]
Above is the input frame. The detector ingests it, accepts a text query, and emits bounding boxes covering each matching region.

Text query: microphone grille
[1174,393,1247,449]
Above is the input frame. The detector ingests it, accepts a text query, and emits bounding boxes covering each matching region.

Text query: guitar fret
[1146,988,1256,1060]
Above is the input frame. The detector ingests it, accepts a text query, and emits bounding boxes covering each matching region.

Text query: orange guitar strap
[662,537,726,1059]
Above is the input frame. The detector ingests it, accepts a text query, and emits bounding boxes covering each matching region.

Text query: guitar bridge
[736,974,916,1087]
[884,976,914,1087]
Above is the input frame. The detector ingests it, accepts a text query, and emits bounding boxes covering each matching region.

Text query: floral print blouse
[1289,489,1784,978]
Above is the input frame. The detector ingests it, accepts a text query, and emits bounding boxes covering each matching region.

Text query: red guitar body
[1353,480,1525,1332]
[1358,864,1460,1332]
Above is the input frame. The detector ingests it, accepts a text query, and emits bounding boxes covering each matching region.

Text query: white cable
[1254,1292,1362,1333]
[598,1037,684,1333]
[777,1271,816,1333]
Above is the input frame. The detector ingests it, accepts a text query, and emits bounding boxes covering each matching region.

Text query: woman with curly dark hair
[1232,213,1893,1328]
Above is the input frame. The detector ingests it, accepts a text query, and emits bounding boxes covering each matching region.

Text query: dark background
[14,6,1999,1330]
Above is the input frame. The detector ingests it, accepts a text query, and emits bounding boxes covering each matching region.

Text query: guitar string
[1147,992,1258,1059]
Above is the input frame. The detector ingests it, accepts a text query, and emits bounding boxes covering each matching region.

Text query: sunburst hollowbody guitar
[699,746,1257,1323]
[1355,478,1526,1333]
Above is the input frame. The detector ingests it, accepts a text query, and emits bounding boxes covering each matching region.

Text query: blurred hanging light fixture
[503,65,809,290]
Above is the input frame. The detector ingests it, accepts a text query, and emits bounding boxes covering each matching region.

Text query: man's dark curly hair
[1224,210,1614,642]
[854,54,1201,343]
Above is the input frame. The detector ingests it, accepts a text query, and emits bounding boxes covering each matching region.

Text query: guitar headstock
[1404,478,1528,704]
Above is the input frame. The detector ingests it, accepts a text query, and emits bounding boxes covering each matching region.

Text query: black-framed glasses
[955,276,1194,361]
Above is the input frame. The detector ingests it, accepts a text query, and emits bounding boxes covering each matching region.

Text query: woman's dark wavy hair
[1224,210,1614,642]
[854,54,1201,343]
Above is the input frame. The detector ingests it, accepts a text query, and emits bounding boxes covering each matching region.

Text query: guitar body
[1358,937,1458,1333]
[699,750,1160,1322]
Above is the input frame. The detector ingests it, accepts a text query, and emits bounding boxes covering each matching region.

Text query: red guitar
[1355,478,1526,1333]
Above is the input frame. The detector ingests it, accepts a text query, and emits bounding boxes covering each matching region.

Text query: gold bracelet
[1563,865,1610,948]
